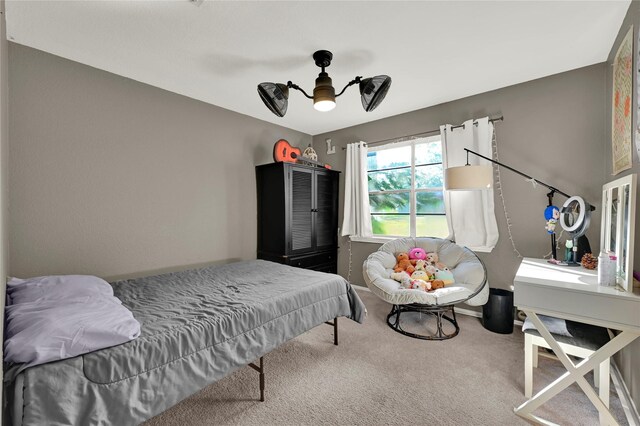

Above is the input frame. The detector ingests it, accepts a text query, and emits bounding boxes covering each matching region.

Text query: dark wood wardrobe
[256,162,339,273]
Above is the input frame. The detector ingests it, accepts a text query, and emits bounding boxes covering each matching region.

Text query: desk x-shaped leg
[514,311,639,425]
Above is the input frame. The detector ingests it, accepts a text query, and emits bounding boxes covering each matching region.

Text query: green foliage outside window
[367,140,448,238]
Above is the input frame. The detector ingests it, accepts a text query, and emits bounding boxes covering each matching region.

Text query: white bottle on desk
[608,254,618,286]
[598,250,609,286]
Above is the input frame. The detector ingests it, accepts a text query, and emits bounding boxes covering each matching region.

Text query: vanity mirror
[600,173,637,291]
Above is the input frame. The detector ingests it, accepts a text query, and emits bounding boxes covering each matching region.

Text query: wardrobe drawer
[310,263,338,274]
[286,251,336,269]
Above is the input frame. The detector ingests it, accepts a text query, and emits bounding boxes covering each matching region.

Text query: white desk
[513,258,640,425]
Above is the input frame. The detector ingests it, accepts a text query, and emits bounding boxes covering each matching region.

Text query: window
[366,136,449,238]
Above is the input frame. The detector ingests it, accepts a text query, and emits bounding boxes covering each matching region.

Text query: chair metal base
[386,303,460,340]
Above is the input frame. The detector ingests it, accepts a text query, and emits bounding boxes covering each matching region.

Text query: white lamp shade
[445,165,493,190]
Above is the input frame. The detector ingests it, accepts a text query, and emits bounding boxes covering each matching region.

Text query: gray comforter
[4,260,365,425]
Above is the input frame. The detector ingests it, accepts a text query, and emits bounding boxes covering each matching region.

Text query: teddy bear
[390,271,411,289]
[394,253,415,275]
[430,279,445,290]
[408,247,427,266]
[426,252,448,271]
[425,252,438,265]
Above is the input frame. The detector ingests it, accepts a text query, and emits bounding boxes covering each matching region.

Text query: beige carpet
[145,288,627,425]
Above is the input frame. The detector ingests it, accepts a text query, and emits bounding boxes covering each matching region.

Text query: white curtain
[341,142,373,237]
[440,117,499,252]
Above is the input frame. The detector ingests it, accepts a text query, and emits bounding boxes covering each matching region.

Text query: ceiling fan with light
[258,50,392,117]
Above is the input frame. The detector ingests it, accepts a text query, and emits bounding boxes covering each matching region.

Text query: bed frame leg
[259,357,265,402]
[248,316,338,402]
[325,317,338,345]
[249,356,265,402]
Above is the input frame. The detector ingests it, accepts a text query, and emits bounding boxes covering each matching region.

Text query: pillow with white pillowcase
[7,275,115,305]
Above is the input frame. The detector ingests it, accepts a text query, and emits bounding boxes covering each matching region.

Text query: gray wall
[606,0,640,410]
[313,64,606,295]
[8,43,311,280]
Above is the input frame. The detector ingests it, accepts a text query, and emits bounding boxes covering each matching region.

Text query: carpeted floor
[145,288,627,425]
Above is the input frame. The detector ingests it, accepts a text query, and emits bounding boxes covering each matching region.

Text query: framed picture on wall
[612,25,633,175]
[637,26,640,163]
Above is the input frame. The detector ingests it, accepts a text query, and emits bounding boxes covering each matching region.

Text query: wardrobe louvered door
[289,167,314,253]
[256,162,339,272]
[315,170,338,251]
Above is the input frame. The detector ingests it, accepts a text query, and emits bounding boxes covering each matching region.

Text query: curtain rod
[340,116,504,150]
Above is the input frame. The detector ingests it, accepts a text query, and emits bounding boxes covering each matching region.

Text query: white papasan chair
[363,237,489,340]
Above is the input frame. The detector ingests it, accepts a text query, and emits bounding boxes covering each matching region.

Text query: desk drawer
[514,281,640,331]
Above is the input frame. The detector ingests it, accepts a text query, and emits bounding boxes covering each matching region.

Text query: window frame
[366,135,447,239]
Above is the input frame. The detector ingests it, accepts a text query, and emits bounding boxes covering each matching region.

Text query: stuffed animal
[391,271,410,281]
[425,265,438,278]
[390,271,411,289]
[410,279,431,292]
[431,279,445,290]
[394,253,415,275]
[426,252,447,270]
[418,262,438,281]
[410,270,431,282]
[413,259,427,272]
[408,248,427,265]
[435,268,455,286]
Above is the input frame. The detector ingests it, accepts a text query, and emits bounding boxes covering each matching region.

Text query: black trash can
[482,288,514,334]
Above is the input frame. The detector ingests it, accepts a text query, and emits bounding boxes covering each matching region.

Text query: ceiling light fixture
[258,50,391,117]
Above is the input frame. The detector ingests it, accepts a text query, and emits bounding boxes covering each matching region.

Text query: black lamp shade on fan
[258,82,289,117]
[359,75,392,112]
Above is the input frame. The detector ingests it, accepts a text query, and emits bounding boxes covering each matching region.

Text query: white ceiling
[5,1,630,135]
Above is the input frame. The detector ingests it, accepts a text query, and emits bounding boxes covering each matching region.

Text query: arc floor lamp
[445,148,595,264]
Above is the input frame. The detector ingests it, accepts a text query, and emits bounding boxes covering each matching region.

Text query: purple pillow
[7,275,115,305]
[4,295,140,367]
[4,275,140,367]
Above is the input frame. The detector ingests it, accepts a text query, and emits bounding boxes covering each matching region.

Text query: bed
[4,260,366,425]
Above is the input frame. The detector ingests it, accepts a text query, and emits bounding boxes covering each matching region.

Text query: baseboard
[611,360,640,426]
[352,284,370,292]
[453,307,481,318]
[352,286,523,326]
[453,307,524,326]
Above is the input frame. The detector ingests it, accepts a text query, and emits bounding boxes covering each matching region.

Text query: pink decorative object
[408,248,427,261]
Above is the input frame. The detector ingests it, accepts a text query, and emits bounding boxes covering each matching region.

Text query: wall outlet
[326,138,336,155]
